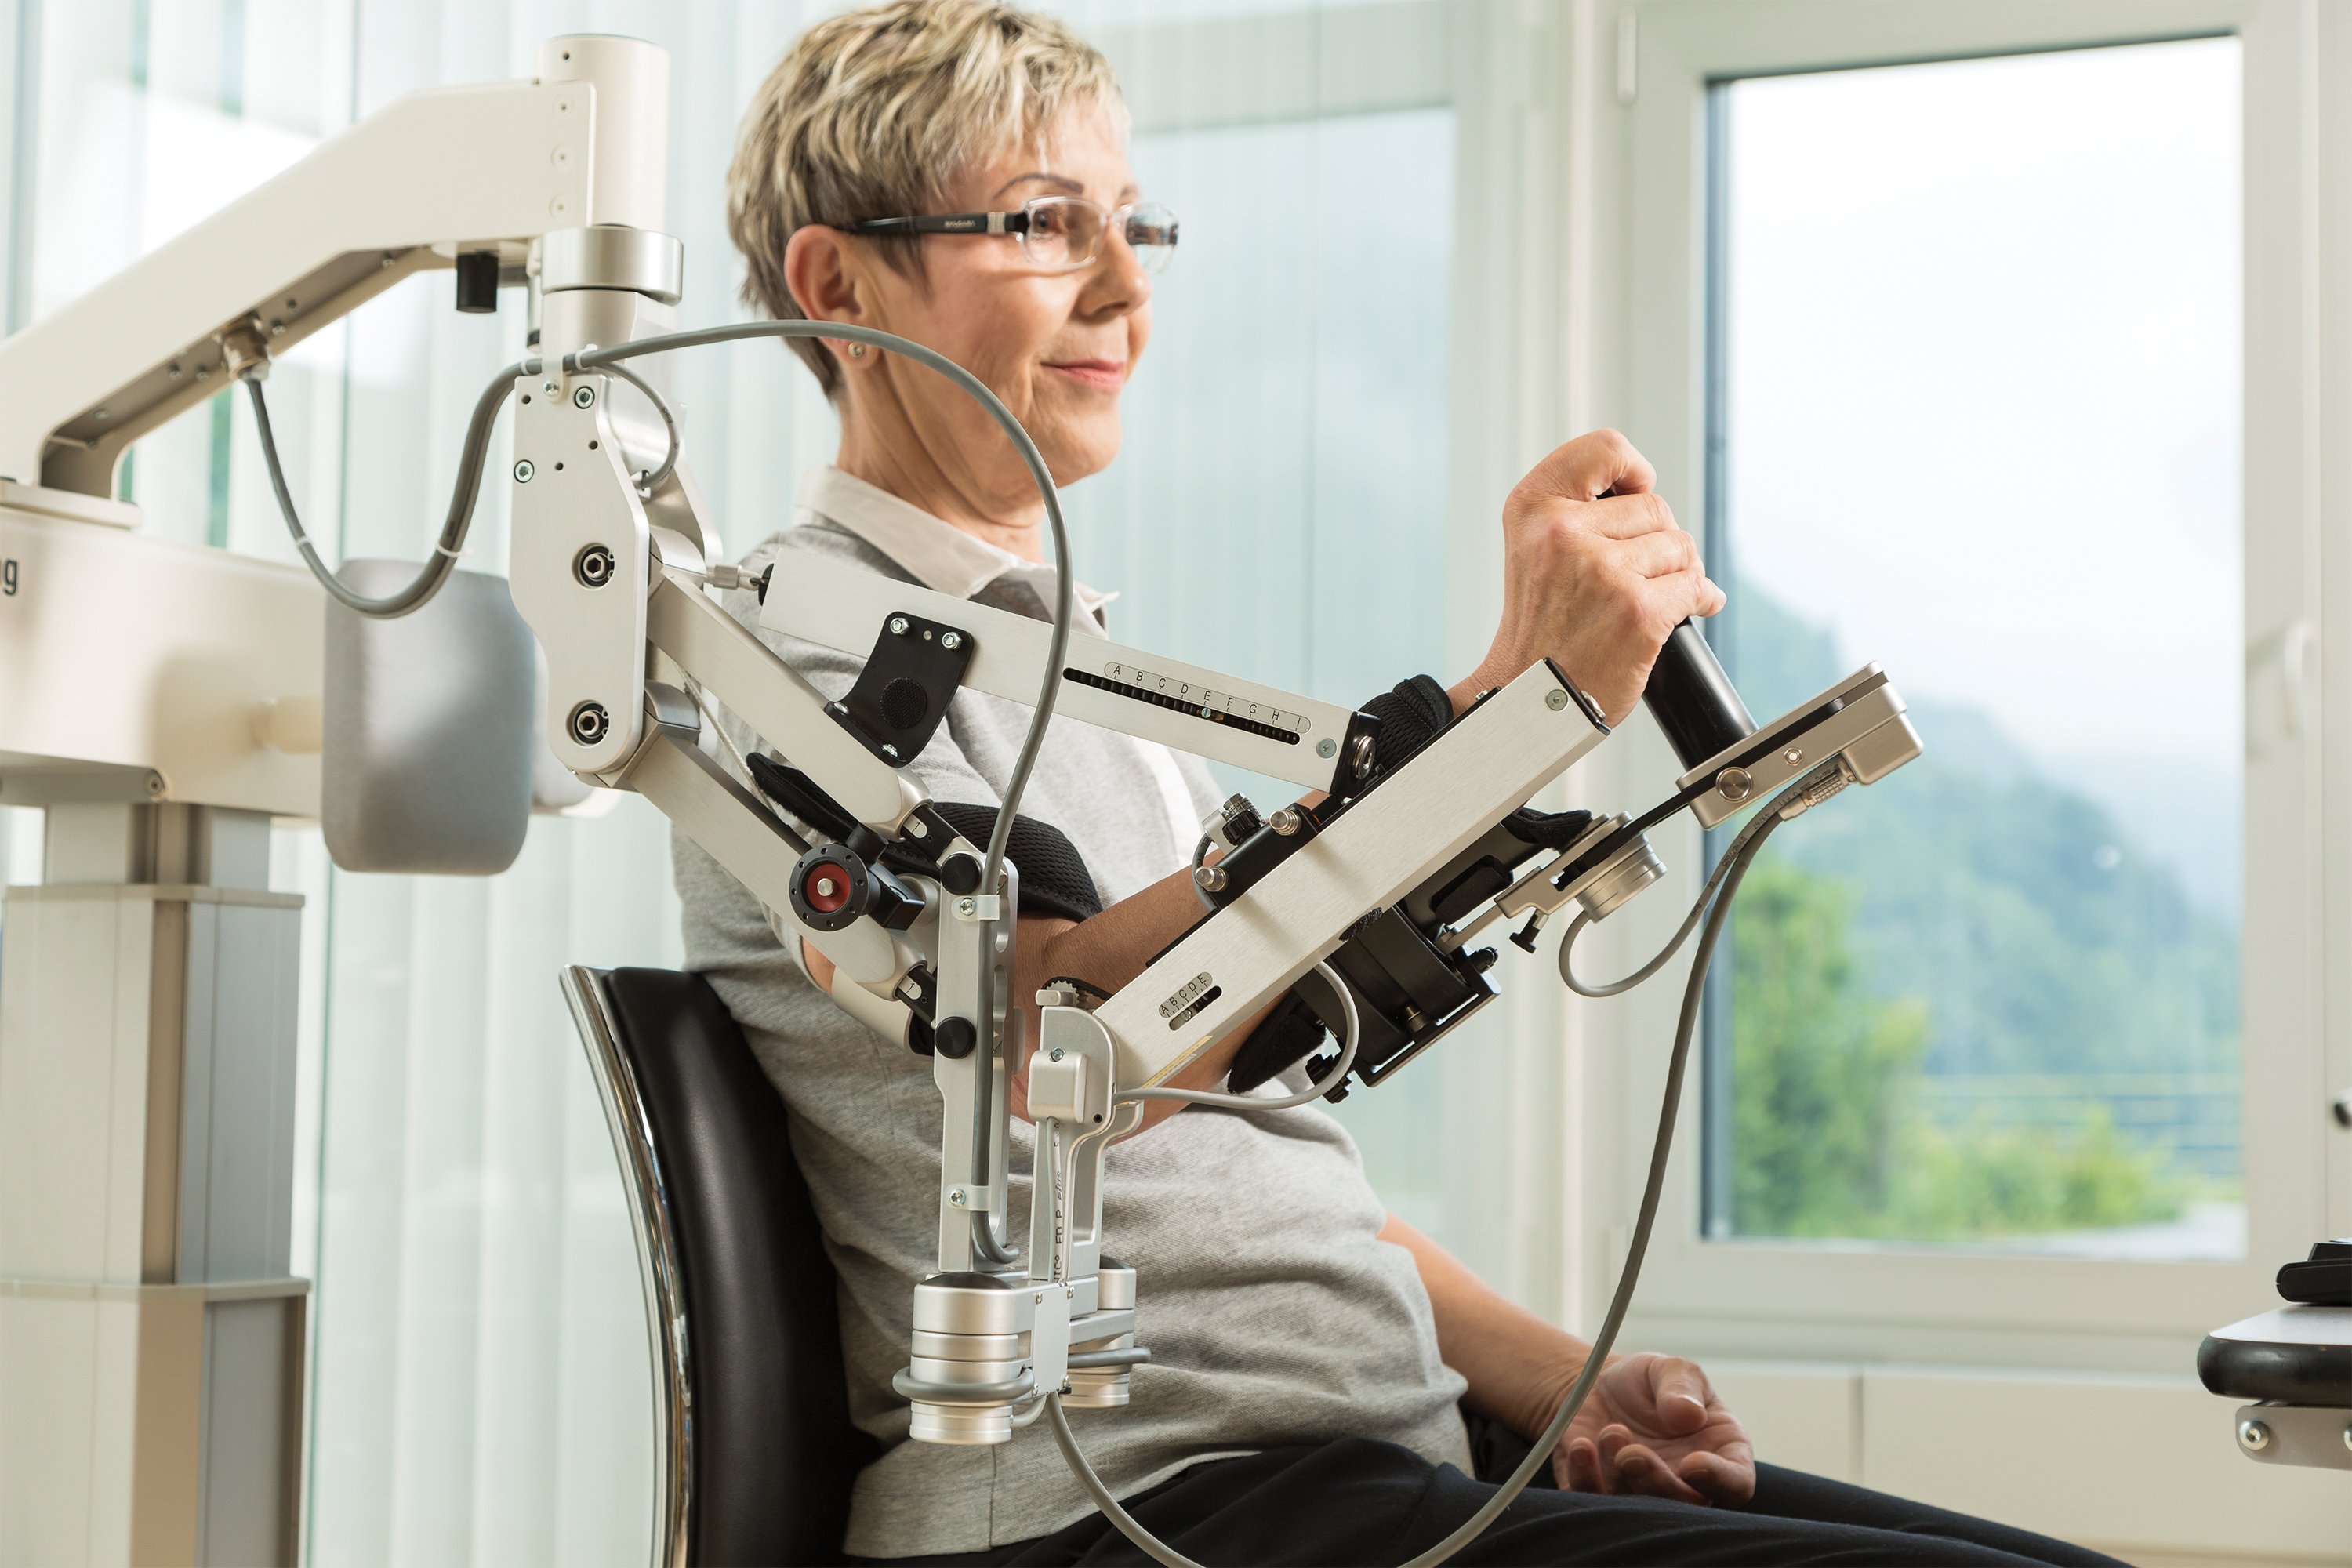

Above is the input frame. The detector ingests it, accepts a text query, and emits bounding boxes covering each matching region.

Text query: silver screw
[2239,1418,2271,1452]
[572,384,596,408]
[1193,864,1228,894]
[888,615,909,635]
[1784,746,1805,765]
[942,631,963,651]
[513,459,535,483]
[1050,1048,1065,1062]
[1269,808,1302,837]
[1716,765,1753,803]
[956,897,977,917]
[1545,689,1570,710]
[1317,736,1338,757]
[270,321,285,338]
[93,408,109,421]
[542,379,560,397]
[947,1187,967,1207]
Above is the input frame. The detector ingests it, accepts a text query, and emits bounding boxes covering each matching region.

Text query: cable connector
[218,318,273,383]
[1776,757,1857,822]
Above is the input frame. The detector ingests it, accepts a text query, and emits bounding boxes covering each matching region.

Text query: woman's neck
[837,407,1045,563]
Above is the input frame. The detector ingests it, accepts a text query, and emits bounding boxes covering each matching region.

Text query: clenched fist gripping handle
[1642,619,1758,770]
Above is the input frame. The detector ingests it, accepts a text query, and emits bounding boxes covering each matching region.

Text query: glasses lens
[1123,203,1178,274]
[1021,197,1098,269]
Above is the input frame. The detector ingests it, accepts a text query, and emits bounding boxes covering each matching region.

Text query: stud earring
[847,343,867,358]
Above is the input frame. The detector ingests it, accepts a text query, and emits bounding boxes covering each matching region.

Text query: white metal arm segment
[0,34,666,502]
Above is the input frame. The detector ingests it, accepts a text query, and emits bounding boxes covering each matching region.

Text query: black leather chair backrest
[596,967,878,1566]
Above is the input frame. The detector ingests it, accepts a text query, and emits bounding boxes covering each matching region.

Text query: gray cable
[1052,764,1837,1568]
[582,354,681,496]
[1558,782,1787,999]
[1047,1394,1197,1568]
[245,361,519,619]
[1389,768,1817,1568]
[1116,958,1358,1112]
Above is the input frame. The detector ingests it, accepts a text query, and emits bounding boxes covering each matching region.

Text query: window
[1703,40,2245,1260]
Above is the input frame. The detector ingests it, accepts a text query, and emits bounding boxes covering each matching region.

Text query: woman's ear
[783,225,870,364]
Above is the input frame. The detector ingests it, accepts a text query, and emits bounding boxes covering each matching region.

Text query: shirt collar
[795,464,1116,619]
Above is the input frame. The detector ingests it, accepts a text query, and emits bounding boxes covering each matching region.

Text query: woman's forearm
[1378,1212,1593,1440]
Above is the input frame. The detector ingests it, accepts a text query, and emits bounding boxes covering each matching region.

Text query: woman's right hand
[1448,430,1725,725]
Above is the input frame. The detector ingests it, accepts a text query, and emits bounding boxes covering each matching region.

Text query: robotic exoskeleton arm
[8,36,1922,1566]
[353,267,1929,1563]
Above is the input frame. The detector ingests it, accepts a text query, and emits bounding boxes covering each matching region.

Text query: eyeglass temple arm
[847,212,1028,236]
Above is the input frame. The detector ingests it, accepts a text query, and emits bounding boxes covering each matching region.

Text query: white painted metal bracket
[763,550,1363,793]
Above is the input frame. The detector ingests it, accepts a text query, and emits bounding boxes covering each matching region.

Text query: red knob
[804,868,850,914]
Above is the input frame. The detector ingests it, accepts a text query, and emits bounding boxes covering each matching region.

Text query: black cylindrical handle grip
[1642,619,1756,771]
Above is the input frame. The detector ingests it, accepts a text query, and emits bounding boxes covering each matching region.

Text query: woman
[680,3,2120,1563]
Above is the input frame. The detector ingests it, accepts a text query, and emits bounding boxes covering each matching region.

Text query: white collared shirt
[793,464,1200,846]
[794,463,1118,626]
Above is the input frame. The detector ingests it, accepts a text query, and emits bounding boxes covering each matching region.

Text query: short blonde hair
[727,0,1124,398]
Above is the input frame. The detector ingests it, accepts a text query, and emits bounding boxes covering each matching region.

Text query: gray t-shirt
[673,509,1472,1559]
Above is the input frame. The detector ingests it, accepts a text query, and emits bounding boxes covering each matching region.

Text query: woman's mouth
[1043,358,1126,391]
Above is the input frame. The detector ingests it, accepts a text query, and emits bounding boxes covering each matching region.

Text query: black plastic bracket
[826,612,976,765]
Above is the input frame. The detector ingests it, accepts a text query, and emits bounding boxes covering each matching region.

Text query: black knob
[934,1017,977,1060]
[939,853,984,895]
[455,249,499,314]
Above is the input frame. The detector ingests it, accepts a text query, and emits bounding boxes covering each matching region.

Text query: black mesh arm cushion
[748,753,1105,921]
[601,967,878,1566]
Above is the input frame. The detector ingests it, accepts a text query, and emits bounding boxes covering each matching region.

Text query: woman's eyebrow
[988,172,1084,198]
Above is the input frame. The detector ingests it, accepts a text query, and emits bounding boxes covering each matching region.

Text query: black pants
[862,1424,2125,1567]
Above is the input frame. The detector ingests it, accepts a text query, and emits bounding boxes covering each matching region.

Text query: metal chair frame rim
[563,964,695,1568]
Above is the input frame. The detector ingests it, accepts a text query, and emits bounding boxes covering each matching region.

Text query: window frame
[1576,0,2327,1365]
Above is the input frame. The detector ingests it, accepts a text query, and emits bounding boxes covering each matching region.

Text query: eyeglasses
[846,195,1178,274]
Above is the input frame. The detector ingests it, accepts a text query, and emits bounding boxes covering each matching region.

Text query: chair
[563,966,880,1567]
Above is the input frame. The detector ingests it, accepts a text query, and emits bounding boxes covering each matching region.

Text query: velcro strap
[1358,674,1455,784]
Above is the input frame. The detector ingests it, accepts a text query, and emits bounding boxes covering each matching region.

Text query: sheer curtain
[3,3,1519,1562]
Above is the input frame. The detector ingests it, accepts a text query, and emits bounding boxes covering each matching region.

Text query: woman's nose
[1081,230,1152,314]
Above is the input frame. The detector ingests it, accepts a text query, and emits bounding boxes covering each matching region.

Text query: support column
[0,804,306,1568]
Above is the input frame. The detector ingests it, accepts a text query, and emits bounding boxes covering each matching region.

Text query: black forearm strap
[1358,673,1455,785]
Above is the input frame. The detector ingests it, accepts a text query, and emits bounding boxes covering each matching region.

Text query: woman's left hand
[1546,1352,1756,1505]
